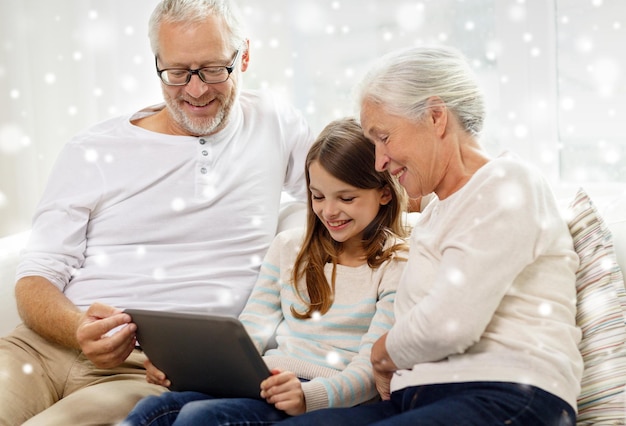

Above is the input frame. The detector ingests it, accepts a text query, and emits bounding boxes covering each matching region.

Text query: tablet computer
[124,308,270,399]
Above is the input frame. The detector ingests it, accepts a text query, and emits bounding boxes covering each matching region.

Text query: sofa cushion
[566,188,626,425]
[601,194,626,279]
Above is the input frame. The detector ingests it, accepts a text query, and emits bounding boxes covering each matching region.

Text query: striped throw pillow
[566,188,626,425]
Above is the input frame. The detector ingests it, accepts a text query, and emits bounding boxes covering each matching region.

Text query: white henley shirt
[16,89,314,316]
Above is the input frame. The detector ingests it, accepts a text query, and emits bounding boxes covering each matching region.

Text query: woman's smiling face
[360,99,441,199]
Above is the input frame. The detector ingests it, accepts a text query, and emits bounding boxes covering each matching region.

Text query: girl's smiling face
[308,160,391,253]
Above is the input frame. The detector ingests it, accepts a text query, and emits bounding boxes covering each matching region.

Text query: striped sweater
[239,227,407,412]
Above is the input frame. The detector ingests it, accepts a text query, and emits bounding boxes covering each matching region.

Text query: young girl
[123,117,409,425]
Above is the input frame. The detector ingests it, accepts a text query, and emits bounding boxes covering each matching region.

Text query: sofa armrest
[0,232,28,336]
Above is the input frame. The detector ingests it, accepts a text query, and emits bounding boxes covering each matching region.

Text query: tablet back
[125,309,270,399]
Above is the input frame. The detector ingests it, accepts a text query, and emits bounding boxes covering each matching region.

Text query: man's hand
[260,369,306,416]
[76,302,137,368]
[370,333,397,400]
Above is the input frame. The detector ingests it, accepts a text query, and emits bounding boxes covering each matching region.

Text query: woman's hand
[371,333,397,400]
[144,359,170,387]
[260,369,306,416]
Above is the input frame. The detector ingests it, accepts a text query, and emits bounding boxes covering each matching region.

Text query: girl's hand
[260,369,306,416]
[144,359,170,387]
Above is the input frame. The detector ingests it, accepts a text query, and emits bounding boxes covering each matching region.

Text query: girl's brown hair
[291,117,408,319]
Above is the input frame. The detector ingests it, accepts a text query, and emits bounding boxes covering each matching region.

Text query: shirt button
[199,139,206,145]
[200,167,207,174]
[201,150,208,156]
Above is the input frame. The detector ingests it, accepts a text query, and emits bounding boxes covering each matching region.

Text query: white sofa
[1,190,625,424]
[0,231,28,337]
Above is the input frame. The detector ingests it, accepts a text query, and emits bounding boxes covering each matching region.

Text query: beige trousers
[0,324,166,426]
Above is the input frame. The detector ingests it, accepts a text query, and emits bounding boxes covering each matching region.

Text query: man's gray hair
[148,0,247,56]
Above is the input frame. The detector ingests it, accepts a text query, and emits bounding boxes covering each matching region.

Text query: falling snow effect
[326,351,340,365]
[0,1,625,403]
[22,363,33,375]
[0,1,625,237]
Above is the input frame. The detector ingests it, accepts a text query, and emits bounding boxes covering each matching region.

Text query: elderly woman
[278,46,582,425]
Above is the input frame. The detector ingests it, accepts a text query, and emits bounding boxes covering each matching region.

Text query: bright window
[556,0,626,182]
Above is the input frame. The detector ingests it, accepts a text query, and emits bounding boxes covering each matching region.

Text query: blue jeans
[122,391,291,426]
[277,382,576,426]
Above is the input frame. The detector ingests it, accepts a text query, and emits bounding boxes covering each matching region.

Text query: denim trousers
[122,390,292,426]
[278,382,576,426]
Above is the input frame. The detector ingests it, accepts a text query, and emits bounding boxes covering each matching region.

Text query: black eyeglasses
[155,49,242,86]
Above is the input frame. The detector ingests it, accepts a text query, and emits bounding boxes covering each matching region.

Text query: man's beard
[164,91,234,137]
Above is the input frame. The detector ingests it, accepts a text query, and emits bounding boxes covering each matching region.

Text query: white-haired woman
[278,45,582,426]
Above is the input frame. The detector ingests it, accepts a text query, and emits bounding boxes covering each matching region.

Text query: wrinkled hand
[144,358,171,387]
[76,302,137,368]
[373,365,393,400]
[371,333,397,401]
[260,369,306,416]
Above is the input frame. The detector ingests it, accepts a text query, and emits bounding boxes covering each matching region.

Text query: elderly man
[0,0,314,424]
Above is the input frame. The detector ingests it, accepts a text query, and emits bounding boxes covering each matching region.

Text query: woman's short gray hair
[357,45,485,136]
[148,0,247,56]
